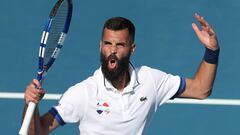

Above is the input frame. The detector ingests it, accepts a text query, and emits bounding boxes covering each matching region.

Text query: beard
[100,52,130,82]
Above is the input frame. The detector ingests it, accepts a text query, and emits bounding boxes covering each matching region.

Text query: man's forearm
[182,48,219,99]
[195,60,218,93]
[198,48,219,90]
[192,48,219,98]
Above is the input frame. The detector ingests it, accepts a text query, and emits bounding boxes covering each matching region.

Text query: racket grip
[19,102,37,135]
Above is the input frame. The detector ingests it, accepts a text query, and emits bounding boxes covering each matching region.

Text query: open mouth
[110,59,115,64]
[108,58,117,70]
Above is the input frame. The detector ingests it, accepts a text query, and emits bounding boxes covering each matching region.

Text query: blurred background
[0,0,240,134]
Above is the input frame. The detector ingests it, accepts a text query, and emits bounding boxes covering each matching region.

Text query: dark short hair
[102,17,135,44]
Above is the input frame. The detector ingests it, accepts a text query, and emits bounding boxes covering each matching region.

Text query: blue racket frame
[37,0,73,82]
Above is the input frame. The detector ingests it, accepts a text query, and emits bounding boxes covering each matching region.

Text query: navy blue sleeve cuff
[171,77,186,99]
[49,107,66,126]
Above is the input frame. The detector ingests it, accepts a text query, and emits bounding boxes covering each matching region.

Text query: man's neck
[111,71,130,92]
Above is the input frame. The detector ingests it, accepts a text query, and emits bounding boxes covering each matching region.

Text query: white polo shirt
[50,65,185,135]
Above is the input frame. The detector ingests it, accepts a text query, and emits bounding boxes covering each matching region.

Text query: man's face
[100,28,135,81]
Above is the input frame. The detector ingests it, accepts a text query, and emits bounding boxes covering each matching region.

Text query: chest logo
[140,96,147,102]
[96,101,110,115]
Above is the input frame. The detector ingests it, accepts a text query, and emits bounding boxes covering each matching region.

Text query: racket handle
[19,102,37,135]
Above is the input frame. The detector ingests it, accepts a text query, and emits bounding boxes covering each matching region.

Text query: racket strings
[44,1,68,65]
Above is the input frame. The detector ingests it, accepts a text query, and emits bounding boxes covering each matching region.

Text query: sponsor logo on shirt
[96,101,110,115]
[140,96,147,102]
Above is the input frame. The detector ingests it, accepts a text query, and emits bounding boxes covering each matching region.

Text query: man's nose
[111,44,117,54]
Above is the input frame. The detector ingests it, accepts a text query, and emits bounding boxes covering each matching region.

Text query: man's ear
[130,43,136,55]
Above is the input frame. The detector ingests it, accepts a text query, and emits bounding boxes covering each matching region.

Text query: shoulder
[135,65,167,77]
[135,65,180,86]
[61,68,100,100]
[74,67,101,89]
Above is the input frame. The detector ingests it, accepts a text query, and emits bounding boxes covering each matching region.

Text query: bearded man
[23,14,219,135]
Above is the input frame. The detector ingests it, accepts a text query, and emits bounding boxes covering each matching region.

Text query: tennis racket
[19,0,73,134]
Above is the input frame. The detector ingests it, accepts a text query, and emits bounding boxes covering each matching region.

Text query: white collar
[102,63,140,94]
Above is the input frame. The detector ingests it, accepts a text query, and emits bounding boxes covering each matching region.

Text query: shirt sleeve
[170,77,186,99]
[49,83,88,125]
[149,68,182,106]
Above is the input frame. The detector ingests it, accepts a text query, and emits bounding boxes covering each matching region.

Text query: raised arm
[179,13,219,99]
[22,79,60,135]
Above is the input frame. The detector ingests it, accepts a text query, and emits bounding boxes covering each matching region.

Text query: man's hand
[24,79,45,104]
[192,13,219,50]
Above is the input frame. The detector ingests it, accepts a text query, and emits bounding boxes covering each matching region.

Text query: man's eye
[104,41,111,45]
[117,43,125,47]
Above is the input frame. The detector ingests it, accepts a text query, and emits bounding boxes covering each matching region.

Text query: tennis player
[23,13,219,135]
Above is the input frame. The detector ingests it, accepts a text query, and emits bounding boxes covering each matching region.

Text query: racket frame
[19,0,72,134]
